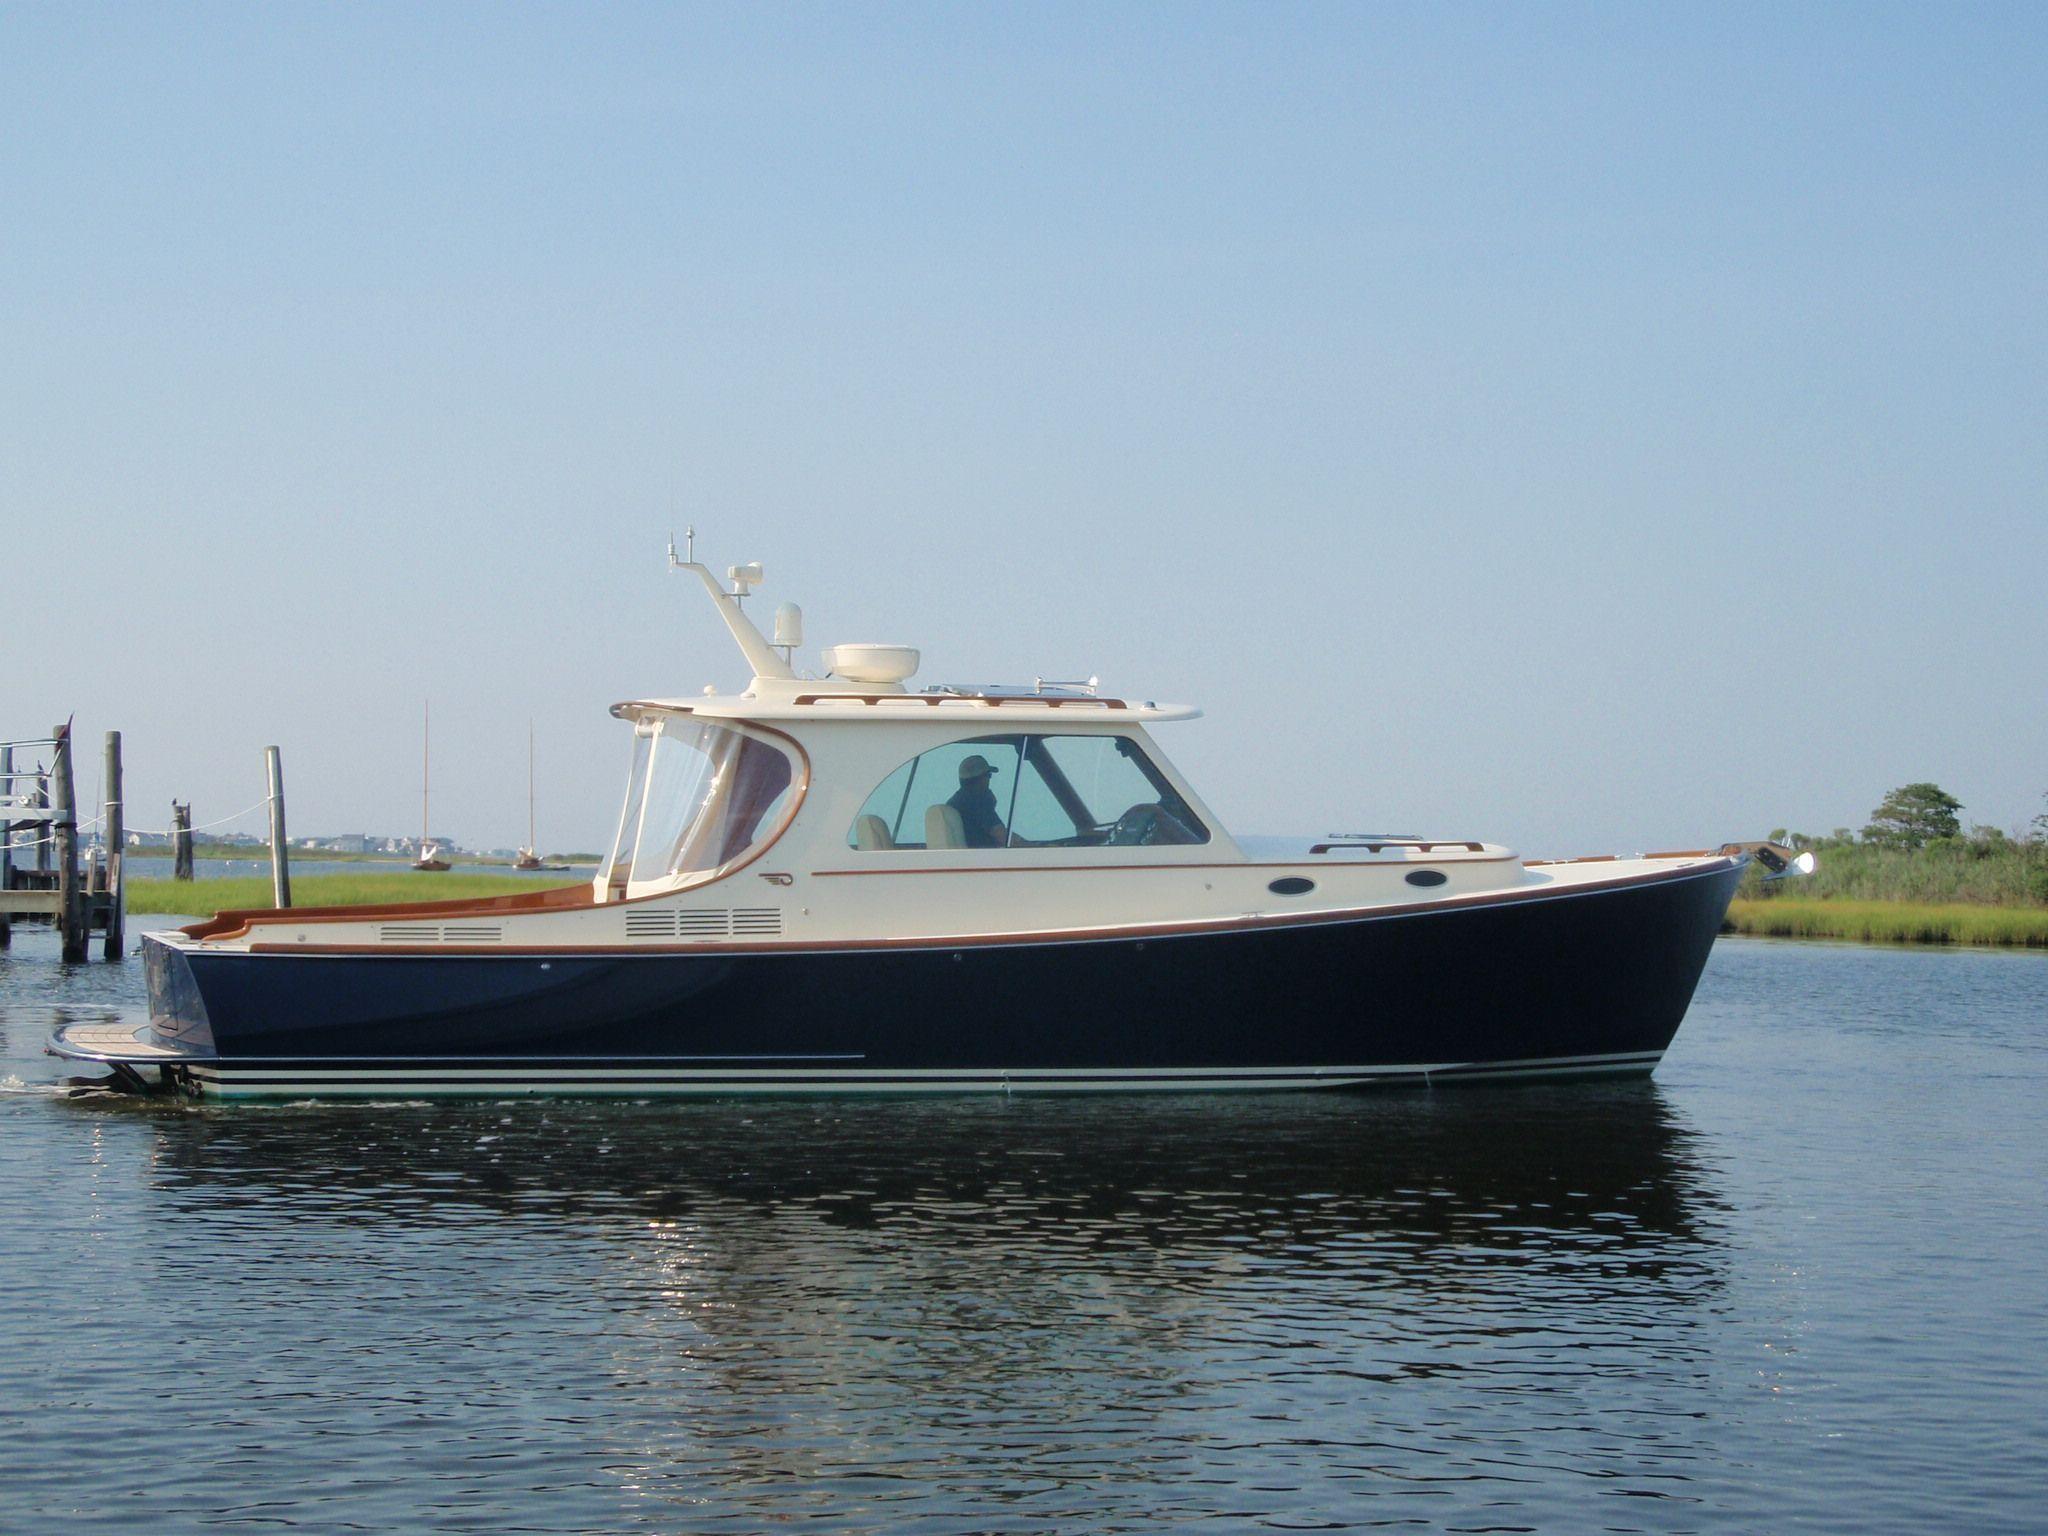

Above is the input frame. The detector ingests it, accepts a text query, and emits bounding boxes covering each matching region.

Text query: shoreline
[1723,898,2048,948]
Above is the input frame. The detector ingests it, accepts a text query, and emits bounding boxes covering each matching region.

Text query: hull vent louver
[625,910,683,939]
[623,908,784,941]
[378,923,503,944]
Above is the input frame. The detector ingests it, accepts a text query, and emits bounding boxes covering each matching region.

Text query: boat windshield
[600,716,801,900]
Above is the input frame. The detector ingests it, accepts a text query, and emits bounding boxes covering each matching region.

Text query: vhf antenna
[667,525,697,569]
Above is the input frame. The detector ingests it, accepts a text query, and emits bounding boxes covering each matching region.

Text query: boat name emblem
[759,872,794,886]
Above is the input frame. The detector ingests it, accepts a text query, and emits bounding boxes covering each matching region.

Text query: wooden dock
[1,724,124,960]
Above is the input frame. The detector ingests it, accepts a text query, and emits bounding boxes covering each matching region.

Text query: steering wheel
[1107,805,1164,846]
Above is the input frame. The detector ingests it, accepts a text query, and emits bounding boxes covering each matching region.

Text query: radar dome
[822,643,920,686]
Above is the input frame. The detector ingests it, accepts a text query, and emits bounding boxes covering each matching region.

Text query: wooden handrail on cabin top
[790,693,1130,708]
[1310,840,1487,855]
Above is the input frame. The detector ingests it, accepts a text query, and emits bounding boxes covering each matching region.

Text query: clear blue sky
[4,2,2043,856]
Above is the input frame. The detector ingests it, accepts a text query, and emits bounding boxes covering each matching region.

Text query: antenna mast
[666,530,796,682]
[421,700,430,849]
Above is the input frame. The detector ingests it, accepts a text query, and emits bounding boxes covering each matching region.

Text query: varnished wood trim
[1311,839,1486,855]
[810,854,1522,877]
[791,693,1129,709]
[237,856,1740,956]
[1523,850,1716,867]
[178,880,594,940]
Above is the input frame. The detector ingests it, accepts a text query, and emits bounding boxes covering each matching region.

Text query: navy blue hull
[127,861,1742,1094]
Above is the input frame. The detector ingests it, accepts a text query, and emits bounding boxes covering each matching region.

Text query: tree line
[1772,783,2048,854]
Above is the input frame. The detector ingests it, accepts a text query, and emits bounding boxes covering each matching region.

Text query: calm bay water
[1,927,2044,1532]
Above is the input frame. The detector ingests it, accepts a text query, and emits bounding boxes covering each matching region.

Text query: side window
[848,736,1024,850]
[848,733,1207,850]
[1034,735,1207,845]
[1005,751,1072,844]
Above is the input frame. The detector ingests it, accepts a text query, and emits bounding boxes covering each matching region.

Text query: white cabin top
[614,692,1200,724]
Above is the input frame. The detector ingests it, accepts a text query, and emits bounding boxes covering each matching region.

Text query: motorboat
[53,540,1780,1099]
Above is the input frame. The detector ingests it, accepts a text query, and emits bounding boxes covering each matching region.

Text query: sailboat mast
[527,722,536,851]
[422,700,430,848]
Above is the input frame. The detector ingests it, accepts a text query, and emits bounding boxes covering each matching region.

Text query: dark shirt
[947,779,1006,848]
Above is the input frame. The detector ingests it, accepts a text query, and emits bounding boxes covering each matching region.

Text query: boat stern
[45,932,217,1094]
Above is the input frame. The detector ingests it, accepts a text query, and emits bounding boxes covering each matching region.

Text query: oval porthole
[1268,877,1316,896]
[1405,869,1449,888]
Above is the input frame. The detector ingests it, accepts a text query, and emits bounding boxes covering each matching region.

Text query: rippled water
[3,925,2044,1532]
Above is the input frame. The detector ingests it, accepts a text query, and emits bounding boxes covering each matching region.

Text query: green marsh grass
[126,873,584,918]
[152,843,601,868]
[1725,898,2048,948]
[1737,839,2048,906]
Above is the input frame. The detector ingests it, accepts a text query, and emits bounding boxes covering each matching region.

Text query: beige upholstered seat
[924,803,966,849]
[854,813,894,851]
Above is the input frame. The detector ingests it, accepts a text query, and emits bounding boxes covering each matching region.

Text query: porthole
[1405,869,1449,888]
[1268,877,1315,896]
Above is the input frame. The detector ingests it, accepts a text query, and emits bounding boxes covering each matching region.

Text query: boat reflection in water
[122,1087,1729,1523]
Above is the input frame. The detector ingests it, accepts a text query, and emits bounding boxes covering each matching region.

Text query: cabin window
[602,717,800,899]
[847,733,1207,851]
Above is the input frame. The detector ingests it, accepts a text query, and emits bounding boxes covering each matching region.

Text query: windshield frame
[598,712,809,901]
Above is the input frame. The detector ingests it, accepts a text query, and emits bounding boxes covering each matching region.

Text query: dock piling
[3,725,132,958]
[52,724,83,962]
[172,802,194,880]
[34,768,51,876]
[266,745,291,909]
[102,731,124,959]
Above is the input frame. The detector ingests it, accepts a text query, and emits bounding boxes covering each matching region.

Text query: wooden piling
[265,745,291,909]
[33,768,51,876]
[172,801,194,881]
[52,723,84,962]
[102,730,124,959]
